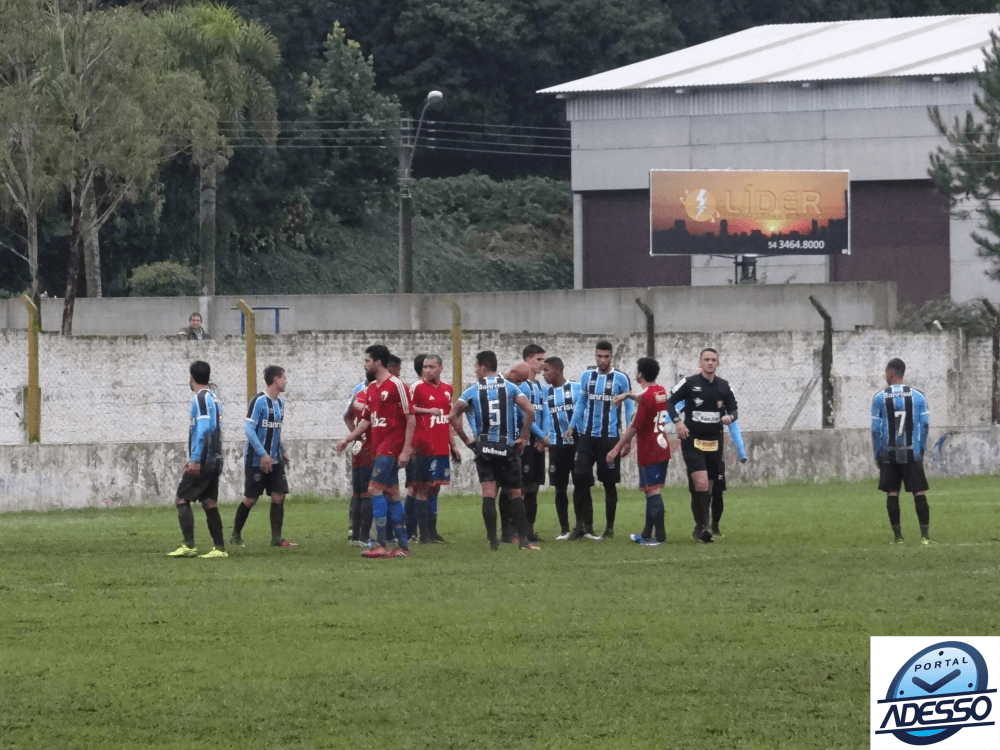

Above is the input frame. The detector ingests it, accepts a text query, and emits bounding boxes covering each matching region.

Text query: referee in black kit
[667,348,738,544]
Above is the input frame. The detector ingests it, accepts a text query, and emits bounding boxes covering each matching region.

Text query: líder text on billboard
[650,170,850,256]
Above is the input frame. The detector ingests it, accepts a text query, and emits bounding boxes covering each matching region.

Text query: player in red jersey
[336,344,415,558]
[409,354,461,543]
[344,369,376,546]
[607,357,670,545]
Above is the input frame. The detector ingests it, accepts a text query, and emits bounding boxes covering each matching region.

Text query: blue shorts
[352,465,373,496]
[371,455,400,487]
[411,455,451,486]
[638,461,669,493]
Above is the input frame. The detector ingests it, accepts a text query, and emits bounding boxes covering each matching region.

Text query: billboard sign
[650,170,850,256]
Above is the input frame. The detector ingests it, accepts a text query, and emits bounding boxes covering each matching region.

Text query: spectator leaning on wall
[179,313,211,340]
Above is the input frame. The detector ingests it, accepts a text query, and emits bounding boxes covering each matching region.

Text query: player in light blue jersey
[566,340,635,540]
[167,360,228,559]
[871,358,933,544]
[499,345,549,543]
[542,357,580,539]
[450,350,539,551]
[231,365,295,548]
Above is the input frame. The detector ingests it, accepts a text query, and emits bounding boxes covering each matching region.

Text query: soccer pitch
[0,476,996,749]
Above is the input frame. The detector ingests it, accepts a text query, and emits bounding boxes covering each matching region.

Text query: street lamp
[399,90,443,294]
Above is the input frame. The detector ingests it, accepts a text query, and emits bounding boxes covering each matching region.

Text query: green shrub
[128,262,200,297]
[897,296,996,336]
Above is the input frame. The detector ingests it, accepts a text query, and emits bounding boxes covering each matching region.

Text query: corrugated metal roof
[539,14,999,94]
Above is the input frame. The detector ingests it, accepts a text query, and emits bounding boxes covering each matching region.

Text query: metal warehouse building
[539,14,1000,306]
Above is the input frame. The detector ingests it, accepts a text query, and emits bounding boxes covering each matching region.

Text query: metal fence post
[983,299,1000,424]
[809,295,834,428]
[444,296,463,390]
[20,294,40,443]
[238,299,257,402]
[635,298,654,358]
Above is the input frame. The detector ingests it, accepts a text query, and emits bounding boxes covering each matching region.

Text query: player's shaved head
[886,358,905,378]
[505,361,532,384]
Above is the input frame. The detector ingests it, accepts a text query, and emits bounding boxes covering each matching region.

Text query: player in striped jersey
[231,365,295,548]
[336,344,415,558]
[541,357,580,540]
[449,350,539,551]
[566,340,635,540]
[871,358,933,544]
[167,360,228,559]
[344,369,376,546]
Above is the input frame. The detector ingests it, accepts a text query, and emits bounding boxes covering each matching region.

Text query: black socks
[177,502,195,547]
[270,502,284,544]
[233,502,252,538]
[204,506,225,549]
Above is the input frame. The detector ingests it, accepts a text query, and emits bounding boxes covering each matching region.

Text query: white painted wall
[0,326,990,448]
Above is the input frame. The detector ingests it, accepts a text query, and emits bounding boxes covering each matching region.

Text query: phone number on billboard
[766,240,825,250]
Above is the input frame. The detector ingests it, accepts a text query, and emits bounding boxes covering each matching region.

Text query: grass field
[1,476,997,750]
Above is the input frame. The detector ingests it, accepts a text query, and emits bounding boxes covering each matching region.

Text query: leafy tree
[42,2,220,333]
[299,23,401,225]
[163,2,280,296]
[128,260,200,296]
[929,31,1000,281]
[0,0,67,315]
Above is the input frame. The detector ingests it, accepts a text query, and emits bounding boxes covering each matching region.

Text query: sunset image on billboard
[650,170,849,256]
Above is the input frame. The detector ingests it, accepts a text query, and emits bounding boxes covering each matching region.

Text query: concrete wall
[1,281,898,336]
[0,325,990,448]
[1,425,995,512]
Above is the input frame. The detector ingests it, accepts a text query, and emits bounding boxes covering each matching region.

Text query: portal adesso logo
[871,637,998,749]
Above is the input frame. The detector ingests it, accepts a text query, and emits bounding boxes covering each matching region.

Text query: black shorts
[176,469,219,503]
[687,448,727,492]
[520,442,547,487]
[680,436,723,481]
[352,465,373,496]
[879,460,929,494]
[548,444,576,490]
[475,453,522,490]
[573,435,621,486]
[244,461,289,499]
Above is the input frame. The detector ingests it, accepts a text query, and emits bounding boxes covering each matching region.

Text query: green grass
[1,476,998,749]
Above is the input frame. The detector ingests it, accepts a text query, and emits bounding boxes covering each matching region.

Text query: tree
[300,22,400,225]
[164,3,280,296]
[929,31,1000,281]
[43,2,220,333]
[0,0,67,316]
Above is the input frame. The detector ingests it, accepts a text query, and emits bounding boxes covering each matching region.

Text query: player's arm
[399,413,416,467]
[613,392,638,405]
[721,387,738,425]
[566,372,589,440]
[621,374,636,428]
[870,393,885,465]
[514,391,533,451]
[607,423,639,464]
[449,399,474,448]
[537,395,551,449]
[336,417,371,453]
[186,397,211,472]
[916,392,930,459]
[343,395,357,431]
[667,379,690,439]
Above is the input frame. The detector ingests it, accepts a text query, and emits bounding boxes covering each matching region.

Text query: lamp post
[399,90,443,294]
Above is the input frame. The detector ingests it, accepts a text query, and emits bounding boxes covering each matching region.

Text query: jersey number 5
[488,400,501,426]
